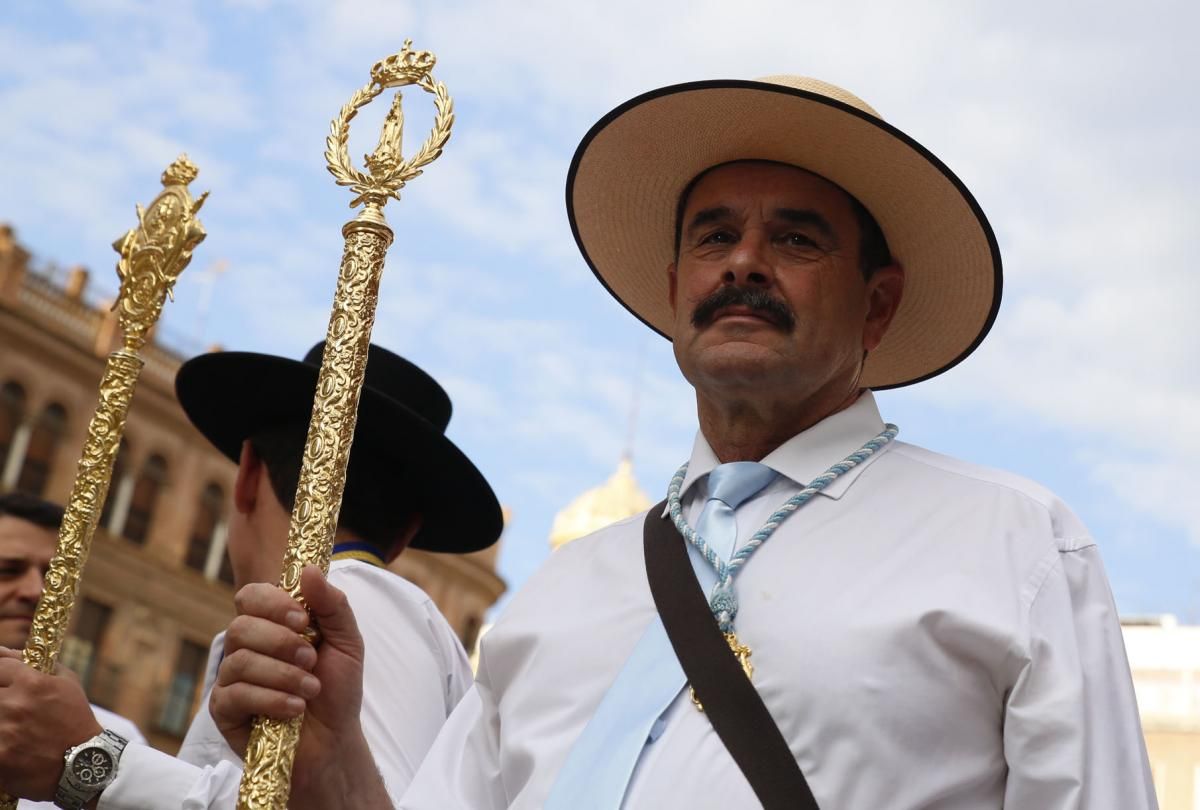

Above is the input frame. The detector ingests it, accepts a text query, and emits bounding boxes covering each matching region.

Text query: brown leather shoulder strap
[643,502,820,810]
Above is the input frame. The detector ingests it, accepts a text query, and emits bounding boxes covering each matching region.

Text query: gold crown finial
[326,41,453,211]
[161,154,199,187]
[370,39,437,88]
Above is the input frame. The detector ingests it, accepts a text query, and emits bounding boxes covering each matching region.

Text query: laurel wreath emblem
[324,49,454,208]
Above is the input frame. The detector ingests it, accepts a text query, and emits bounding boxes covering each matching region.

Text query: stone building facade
[1123,616,1200,809]
[0,224,504,752]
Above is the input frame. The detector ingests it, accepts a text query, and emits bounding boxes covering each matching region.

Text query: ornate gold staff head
[324,38,454,218]
[111,154,209,348]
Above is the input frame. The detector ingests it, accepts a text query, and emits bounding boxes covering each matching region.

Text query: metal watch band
[54,729,129,810]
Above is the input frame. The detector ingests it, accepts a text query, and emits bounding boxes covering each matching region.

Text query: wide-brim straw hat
[566,76,1002,389]
[176,342,503,554]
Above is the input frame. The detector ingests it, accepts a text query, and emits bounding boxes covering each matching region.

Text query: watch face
[71,746,115,787]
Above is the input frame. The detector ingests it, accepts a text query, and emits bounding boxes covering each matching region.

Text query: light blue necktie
[545,462,777,810]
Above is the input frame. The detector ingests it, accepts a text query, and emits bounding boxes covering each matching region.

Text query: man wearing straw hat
[0,343,503,809]
[206,76,1155,809]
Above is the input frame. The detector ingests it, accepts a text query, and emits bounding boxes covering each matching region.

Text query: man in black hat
[0,343,502,809]
[202,74,1154,810]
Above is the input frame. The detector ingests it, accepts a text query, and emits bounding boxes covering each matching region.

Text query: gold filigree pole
[236,40,453,810]
[0,157,207,810]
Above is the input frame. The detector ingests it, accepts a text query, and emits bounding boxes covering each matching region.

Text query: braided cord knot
[668,424,898,632]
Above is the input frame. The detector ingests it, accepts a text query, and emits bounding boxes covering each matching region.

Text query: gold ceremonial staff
[236,40,453,810]
[0,157,208,810]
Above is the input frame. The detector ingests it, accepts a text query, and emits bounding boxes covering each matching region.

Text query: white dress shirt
[401,392,1157,809]
[97,558,473,810]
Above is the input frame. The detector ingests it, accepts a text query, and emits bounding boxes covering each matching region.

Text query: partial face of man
[669,162,899,408]
[0,515,56,649]
[227,441,295,593]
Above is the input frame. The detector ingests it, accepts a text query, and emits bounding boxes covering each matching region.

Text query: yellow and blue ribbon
[330,540,385,569]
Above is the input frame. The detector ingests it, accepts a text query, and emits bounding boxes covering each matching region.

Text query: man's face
[669,162,896,405]
[0,516,56,649]
[226,441,295,593]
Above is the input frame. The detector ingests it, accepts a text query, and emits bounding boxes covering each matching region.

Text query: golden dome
[549,457,652,550]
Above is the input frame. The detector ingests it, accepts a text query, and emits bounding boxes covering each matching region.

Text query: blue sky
[2,0,1197,620]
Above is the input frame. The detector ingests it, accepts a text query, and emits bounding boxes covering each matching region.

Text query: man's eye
[780,232,818,248]
[699,230,735,245]
[0,567,20,579]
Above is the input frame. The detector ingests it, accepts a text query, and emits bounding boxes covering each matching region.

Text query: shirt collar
[675,390,890,503]
[331,539,387,568]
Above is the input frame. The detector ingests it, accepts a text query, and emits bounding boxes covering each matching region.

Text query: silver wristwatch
[54,729,128,810]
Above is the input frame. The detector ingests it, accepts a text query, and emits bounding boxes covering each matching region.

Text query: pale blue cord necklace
[667,424,899,634]
[667,424,898,709]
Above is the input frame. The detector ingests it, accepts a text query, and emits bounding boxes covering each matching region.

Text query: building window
[183,482,225,576]
[100,439,132,531]
[158,639,208,736]
[61,597,113,692]
[16,402,67,496]
[0,381,26,478]
[124,453,167,545]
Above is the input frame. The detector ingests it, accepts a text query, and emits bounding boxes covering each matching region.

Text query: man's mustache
[691,286,797,331]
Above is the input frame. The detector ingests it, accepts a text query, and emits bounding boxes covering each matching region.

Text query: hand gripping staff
[0,157,209,810]
[235,40,454,810]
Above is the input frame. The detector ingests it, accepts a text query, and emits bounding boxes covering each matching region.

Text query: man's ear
[667,263,679,317]
[862,263,905,354]
[233,440,262,516]
[385,513,424,565]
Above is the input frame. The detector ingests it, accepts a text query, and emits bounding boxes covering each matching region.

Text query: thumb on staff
[300,565,364,663]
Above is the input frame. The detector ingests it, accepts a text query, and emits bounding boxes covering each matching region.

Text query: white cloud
[1092,457,1199,547]
[409,129,577,268]
[2,0,1197,601]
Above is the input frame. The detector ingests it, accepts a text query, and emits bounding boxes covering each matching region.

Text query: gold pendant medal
[668,426,900,718]
[691,631,754,712]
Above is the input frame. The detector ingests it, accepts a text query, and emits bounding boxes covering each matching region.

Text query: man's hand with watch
[0,647,125,808]
[54,729,129,810]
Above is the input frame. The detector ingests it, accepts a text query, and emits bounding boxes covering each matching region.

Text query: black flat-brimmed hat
[567,75,1003,389]
[175,342,502,553]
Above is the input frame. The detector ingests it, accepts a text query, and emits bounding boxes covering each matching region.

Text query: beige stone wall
[1144,728,1200,809]
[0,225,506,752]
[392,548,505,649]
[1124,621,1200,809]
[78,528,236,751]
[0,261,241,751]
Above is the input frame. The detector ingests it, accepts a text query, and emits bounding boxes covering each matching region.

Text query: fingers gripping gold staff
[235,40,454,810]
[0,157,208,810]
